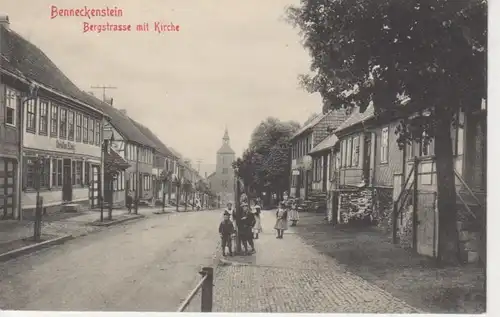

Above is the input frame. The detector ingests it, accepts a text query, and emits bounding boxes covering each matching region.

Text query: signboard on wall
[292,169,300,176]
[56,140,76,152]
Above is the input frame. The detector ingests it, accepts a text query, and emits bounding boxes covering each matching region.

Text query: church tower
[215,127,235,204]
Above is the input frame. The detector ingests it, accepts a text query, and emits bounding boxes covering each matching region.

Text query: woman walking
[252,203,262,239]
[288,199,299,226]
[274,202,288,239]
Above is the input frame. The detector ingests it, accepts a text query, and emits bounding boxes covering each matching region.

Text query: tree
[287,0,486,264]
[234,117,301,204]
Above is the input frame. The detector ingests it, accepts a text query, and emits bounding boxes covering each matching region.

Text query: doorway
[0,158,17,219]
[62,159,73,202]
[90,165,100,208]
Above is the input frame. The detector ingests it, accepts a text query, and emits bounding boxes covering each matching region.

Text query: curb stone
[89,214,145,227]
[0,234,73,262]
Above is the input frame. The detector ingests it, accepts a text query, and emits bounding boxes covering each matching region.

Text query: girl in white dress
[252,204,262,239]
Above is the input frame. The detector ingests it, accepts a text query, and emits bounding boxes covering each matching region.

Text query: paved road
[213,210,421,313]
[0,210,221,311]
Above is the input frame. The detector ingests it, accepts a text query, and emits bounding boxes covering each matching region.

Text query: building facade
[290,110,348,200]
[1,18,107,218]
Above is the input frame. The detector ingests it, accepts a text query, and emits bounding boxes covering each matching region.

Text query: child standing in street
[219,211,235,256]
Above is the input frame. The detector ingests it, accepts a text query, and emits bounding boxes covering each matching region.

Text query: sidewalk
[0,206,178,255]
[213,210,422,313]
[290,213,485,314]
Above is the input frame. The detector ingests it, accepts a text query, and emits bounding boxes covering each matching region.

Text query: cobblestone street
[213,210,421,313]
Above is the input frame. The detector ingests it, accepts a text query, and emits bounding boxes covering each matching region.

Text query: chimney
[205,172,207,179]
[119,109,127,116]
[0,14,9,30]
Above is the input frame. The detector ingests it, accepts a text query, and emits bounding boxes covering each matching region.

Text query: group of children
[219,198,300,255]
[218,201,263,256]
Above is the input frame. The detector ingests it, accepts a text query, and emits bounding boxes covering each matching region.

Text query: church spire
[223,126,230,144]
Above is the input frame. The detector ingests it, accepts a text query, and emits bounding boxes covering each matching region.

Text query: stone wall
[339,188,373,224]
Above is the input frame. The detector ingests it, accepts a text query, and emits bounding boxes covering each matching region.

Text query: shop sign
[56,140,76,152]
[292,169,300,176]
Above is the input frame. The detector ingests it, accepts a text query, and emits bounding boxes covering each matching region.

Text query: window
[453,111,465,156]
[329,153,334,180]
[419,161,435,185]
[352,136,360,167]
[85,162,91,185]
[24,157,50,190]
[407,140,413,159]
[71,161,82,185]
[5,87,18,126]
[96,121,101,145]
[26,99,37,133]
[82,116,89,143]
[342,140,348,167]
[222,168,228,174]
[24,157,35,190]
[76,113,82,142]
[89,119,95,145]
[39,101,48,135]
[380,127,389,163]
[68,111,75,141]
[51,158,62,187]
[419,131,431,156]
[346,138,353,167]
[50,104,58,137]
[59,108,67,139]
[71,161,83,186]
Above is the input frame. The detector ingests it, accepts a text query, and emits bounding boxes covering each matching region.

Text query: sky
[2,0,322,176]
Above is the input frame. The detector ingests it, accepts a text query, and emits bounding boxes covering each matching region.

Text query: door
[363,134,372,183]
[0,158,17,219]
[62,159,73,202]
[90,165,100,208]
[416,191,438,258]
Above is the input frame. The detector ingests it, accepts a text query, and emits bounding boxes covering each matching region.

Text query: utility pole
[90,85,117,102]
[196,159,203,173]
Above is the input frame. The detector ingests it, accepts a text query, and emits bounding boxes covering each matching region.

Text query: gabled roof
[309,133,339,155]
[0,25,102,115]
[81,94,157,148]
[105,147,130,170]
[217,143,235,154]
[290,111,331,141]
[0,25,158,148]
[130,119,174,158]
[168,147,183,160]
[335,104,375,133]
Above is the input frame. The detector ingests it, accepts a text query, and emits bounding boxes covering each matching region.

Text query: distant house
[289,109,348,200]
[130,119,177,205]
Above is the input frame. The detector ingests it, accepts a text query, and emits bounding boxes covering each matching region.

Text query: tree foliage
[234,118,300,198]
[287,0,486,264]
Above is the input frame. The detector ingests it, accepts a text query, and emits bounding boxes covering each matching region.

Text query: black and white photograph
[0,0,489,314]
